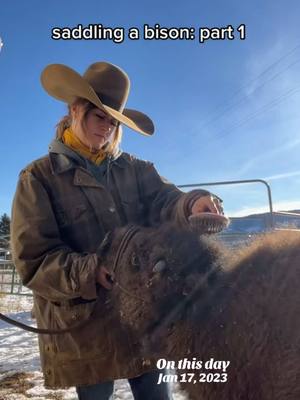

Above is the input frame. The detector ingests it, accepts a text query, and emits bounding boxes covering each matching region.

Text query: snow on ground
[0,294,187,400]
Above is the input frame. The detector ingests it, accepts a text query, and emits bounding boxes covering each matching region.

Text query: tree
[0,213,10,237]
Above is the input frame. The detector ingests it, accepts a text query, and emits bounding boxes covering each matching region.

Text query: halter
[111,225,151,303]
[112,225,140,275]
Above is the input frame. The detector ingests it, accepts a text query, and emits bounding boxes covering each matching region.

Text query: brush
[188,212,230,234]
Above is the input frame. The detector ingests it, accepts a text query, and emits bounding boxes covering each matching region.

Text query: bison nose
[152,259,167,273]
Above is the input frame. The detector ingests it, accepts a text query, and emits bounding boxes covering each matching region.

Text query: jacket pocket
[52,299,97,330]
[51,298,113,362]
[54,203,88,228]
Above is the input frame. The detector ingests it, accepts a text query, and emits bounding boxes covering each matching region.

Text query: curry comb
[188,213,230,234]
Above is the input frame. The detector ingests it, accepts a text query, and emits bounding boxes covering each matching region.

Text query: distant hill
[225,209,300,234]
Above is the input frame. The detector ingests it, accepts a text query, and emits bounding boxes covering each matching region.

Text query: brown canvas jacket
[11,144,210,388]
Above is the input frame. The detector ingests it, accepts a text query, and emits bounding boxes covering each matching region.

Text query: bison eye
[131,253,140,268]
[152,259,167,273]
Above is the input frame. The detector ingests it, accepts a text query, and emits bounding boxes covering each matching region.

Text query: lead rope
[0,311,96,335]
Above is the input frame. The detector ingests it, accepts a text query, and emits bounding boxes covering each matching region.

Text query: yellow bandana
[62,128,107,165]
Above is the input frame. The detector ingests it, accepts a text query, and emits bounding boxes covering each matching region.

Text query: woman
[11,61,223,399]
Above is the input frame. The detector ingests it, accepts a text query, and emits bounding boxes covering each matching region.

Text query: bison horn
[153,260,167,273]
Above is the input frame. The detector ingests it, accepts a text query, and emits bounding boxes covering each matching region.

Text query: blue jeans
[76,370,173,400]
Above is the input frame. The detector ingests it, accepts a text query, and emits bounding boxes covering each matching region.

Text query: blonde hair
[55,98,122,157]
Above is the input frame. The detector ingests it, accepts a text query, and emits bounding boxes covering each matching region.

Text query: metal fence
[0,260,32,296]
[178,179,300,247]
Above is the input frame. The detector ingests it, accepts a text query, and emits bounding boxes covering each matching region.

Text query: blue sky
[0,0,300,217]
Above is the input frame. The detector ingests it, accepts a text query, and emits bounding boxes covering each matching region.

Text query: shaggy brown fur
[100,225,300,400]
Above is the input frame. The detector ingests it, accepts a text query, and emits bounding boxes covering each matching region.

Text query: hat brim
[40,64,154,136]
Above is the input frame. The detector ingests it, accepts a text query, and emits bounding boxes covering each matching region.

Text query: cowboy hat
[40,62,155,136]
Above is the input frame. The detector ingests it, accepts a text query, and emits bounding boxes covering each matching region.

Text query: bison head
[98,223,227,353]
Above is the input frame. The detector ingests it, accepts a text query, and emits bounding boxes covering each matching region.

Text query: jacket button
[108,206,116,213]
[71,313,78,320]
[142,358,151,367]
[46,368,52,375]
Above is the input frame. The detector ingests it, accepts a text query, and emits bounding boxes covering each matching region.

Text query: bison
[99,224,300,400]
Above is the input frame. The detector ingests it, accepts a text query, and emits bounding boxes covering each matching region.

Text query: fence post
[11,265,15,294]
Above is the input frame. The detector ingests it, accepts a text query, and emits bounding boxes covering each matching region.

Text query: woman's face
[72,105,119,150]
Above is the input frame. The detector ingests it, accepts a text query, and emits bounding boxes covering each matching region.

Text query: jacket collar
[48,139,128,175]
[49,152,77,174]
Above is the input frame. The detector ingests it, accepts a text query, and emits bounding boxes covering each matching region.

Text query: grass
[0,372,34,395]
[0,372,66,399]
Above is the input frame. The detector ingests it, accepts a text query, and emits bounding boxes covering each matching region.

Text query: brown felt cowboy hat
[40,62,155,136]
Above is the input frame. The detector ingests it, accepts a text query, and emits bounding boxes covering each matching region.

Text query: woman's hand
[188,194,228,234]
[191,195,224,216]
[96,266,114,290]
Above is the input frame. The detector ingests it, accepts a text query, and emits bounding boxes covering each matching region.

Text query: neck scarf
[62,127,107,165]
